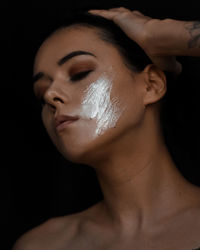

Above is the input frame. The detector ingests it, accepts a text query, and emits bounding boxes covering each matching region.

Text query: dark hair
[42,11,175,121]
[37,11,175,103]
[35,10,176,143]
[34,10,200,184]
[48,11,153,72]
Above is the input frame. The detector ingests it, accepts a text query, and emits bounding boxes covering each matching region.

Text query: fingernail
[88,9,100,12]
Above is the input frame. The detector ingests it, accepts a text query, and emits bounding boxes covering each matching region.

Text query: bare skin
[13,8,200,250]
[89,7,200,74]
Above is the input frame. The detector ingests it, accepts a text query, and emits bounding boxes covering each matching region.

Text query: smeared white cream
[80,73,124,136]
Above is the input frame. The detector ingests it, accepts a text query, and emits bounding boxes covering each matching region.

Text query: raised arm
[88,7,200,74]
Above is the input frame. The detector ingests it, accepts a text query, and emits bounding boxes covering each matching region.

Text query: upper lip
[54,115,79,128]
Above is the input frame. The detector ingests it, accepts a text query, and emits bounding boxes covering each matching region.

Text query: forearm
[149,18,200,57]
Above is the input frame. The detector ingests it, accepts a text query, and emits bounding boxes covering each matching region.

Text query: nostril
[53,97,64,103]
[46,102,56,111]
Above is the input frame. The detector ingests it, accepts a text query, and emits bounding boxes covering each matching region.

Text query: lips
[55,115,79,132]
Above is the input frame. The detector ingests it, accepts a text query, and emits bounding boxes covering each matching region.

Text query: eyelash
[70,70,93,81]
[37,70,93,107]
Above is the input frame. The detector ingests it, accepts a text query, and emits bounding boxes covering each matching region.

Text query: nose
[44,84,66,109]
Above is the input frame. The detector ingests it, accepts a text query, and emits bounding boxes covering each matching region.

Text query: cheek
[41,108,55,139]
[41,108,49,129]
[39,74,145,162]
[109,75,146,131]
[79,73,125,137]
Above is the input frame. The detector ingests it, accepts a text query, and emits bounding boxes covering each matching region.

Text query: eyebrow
[32,50,96,84]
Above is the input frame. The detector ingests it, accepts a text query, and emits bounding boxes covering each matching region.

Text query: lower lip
[56,120,78,132]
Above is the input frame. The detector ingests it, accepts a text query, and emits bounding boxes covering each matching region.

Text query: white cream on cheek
[80,73,124,137]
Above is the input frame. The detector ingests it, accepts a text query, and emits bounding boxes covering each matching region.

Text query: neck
[92,109,194,230]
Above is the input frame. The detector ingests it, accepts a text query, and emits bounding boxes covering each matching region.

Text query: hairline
[48,23,140,74]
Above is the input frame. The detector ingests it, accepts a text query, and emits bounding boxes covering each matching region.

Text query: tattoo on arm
[185,21,200,49]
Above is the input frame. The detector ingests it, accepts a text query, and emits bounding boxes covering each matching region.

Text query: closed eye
[70,70,93,82]
[35,70,93,108]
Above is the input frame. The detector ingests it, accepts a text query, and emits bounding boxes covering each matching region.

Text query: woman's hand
[88,7,182,75]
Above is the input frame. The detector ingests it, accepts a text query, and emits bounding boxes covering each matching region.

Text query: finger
[89,7,128,12]
[132,10,144,16]
[88,8,132,17]
[174,61,182,75]
[150,56,182,75]
[88,9,151,22]
[88,9,105,12]
[132,10,152,21]
[88,8,138,25]
[88,8,149,45]
[88,9,118,20]
[108,7,129,11]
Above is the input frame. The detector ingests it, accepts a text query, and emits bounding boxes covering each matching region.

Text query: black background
[2,1,200,249]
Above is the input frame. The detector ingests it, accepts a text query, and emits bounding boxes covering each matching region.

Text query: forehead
[34,26,116,72]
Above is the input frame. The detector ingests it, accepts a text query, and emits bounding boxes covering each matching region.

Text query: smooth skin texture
[89,7,200,74]
[13,8,200,250]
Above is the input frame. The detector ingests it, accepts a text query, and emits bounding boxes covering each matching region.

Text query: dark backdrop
[2,1,200,249]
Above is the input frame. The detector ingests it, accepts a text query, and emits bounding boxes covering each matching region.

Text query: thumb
[150,55,182,75]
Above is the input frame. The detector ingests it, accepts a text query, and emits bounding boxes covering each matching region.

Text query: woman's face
[33,26,146,164]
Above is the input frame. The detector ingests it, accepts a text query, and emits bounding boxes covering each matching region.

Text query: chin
[54,127,117,166]
[61,146,91,164]
[48,115,128,165]
[58,140,104,165]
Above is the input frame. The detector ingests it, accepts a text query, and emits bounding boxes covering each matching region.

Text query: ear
[142,64,167,106]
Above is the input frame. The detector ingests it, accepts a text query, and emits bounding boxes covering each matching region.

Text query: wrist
[145,18,189,57]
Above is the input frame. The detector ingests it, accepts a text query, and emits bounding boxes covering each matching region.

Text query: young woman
[13,7,200,250]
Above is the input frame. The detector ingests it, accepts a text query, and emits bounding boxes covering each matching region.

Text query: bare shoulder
[175,184,200,233]
[12,213,81,250]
